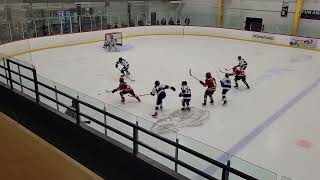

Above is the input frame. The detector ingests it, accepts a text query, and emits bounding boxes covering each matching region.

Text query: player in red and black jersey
[232,66,250,89]
[112,77,141,103]
[200,72,217,106]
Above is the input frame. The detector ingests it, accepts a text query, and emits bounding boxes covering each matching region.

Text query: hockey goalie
[103,34,119,52]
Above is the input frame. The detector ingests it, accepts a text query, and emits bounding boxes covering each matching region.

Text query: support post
[217,0,224,28]
[32,68,39,103]
[103,105,107,135]
[291,0,304,35]
[133,121,139,156]
[175,138,179,172]
[222,160,231,180]
[6,60,13,89]
[75,95,81,125]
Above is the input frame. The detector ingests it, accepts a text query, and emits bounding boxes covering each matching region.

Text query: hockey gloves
[112,89,117,93]
[200,81,205,86]
[170,86,176,91]
[179,93,182,97]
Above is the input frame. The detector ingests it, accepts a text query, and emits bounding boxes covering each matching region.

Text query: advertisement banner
[251,33,275,43]
[301,10,320,20]
[289,37,318,48]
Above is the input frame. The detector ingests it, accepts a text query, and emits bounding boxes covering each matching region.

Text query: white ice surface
[17,35,320,180]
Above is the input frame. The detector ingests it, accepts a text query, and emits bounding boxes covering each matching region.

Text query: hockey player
[236,56,248,70]
[112,77,140,103]
[179,81,191,111]
[150,81,176,118]
[115,57,130,77]
[232,66,250,89]
[220,73,232,105]
[200,72,217,106]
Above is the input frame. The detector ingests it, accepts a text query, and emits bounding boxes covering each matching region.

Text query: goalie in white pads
[103,34,119,51]
[179,81,191,111]
[220,73,232,105]
[150,81,176,118]
[115,57,130,77]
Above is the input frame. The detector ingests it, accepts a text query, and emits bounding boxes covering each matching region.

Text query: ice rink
[18,35,320,180]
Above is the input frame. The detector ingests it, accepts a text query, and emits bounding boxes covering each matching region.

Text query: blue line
[197,77,320,179]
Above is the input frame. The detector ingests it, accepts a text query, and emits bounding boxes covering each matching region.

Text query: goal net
[105,32,122,46]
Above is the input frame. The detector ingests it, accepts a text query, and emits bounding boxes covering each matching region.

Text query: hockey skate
[186,107,191,111]
[210,100,214,105]
[152,112,158,118]
[121,99,125,104]
[234,85,239,89]
[202,102,206,107]
[223,100,227,105]
[181,107,186,111]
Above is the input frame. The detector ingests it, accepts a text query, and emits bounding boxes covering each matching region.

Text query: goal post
[105,32,122,46]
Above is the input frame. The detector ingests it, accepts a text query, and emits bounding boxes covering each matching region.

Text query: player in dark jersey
[179,81,191,111]
[232,66,250,89]
[150,80,175,118]
[112,77,140,103]
[200,72,217,106]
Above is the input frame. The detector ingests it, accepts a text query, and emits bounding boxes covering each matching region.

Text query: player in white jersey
[103,34,119,51]
[220,73,232,105]
[236,56,248,70]
[179,81,191,111]
[115,57,130,77]
[150,81,176,118]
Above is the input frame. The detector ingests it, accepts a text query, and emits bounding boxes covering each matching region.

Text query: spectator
[65,100,77,119]
[177,18,181,25]
[161,18,167,25]
[184,17,190,26]
[138,20,144,26]
[169,17,174,25]
[129,19,135,27]
[113,22,119,28]
[157,20,160,25]
[147,21,151,26]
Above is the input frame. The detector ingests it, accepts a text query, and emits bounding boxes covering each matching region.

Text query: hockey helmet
[119,77,124,83]
[119,57,123,61]
[181,81,187,86]
[232,66,238,72]
[225,73,230,78]
[237,56,242,60]
[154,80,160,87]
[205,72,212,78]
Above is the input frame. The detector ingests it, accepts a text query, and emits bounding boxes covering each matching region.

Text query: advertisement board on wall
[301,10,320,20]
[289,37,318,48]
[251,33,275,43]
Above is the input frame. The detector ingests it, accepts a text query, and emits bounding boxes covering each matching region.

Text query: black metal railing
[0,58,258,180]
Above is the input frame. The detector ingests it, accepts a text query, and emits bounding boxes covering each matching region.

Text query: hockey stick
[216,71,221,80]
[189,69,201,81]
[139,93,151,97]
[126,76,135,82]
[106,89,113,93]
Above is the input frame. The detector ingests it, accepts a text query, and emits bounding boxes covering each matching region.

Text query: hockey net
[105,32,122,46]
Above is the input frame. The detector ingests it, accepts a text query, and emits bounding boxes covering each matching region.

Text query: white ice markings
[196,76,320,180]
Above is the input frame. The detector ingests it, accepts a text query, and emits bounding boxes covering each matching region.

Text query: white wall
[223,0,296,35]
[298,0,320,38]
[1,26,319,59]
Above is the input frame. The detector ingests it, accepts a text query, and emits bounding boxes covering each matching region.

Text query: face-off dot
[296,140,313,149]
